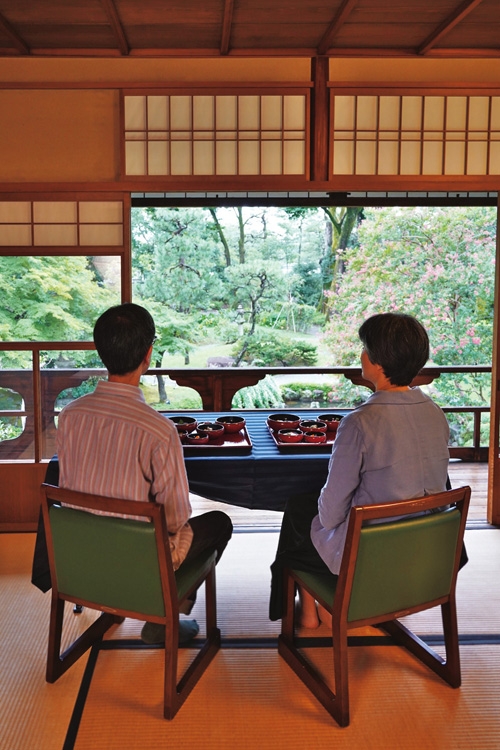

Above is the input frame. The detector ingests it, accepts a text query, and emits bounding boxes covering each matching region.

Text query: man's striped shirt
[57,380,193,569]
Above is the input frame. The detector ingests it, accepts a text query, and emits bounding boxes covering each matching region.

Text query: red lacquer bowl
[267,413,301,431]
[277,429,304,443]
[170,415,198,433]
[196,421,225,439]
[299,420,327,433]
[303,429,327,444]
[186,431,209,444]
[319,414,344,433]
[215,415,246,433]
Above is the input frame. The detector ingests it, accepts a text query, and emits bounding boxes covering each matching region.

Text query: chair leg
[277,571,350,726]
[378,604,461,689]
[204,565,218,637]
[46,594,117,683]
[163,613,179,719]
[163,565,221,720]
[440,599,461,687]
[332,621,350,726]
[46,596,65,682]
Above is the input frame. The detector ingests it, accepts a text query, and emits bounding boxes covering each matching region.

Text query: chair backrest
[337,487,470,624]
[41,483,173,618]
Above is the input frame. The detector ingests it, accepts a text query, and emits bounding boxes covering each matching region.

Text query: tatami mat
[0,535,93,750]
[110,526,500,642]
[1,527,499,749]
[72,645,500,750]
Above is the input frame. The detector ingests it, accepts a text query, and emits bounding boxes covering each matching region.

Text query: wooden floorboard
[448,461,488,525]
[191,461,490,530]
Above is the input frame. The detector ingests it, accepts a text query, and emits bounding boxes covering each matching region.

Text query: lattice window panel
[0,201,124,247]
[124,93,308,177]
[331,93,500,176]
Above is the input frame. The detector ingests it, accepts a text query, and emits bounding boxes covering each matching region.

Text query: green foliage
[132,207,226,315]
[232,375,285,409]
[294,260,325,310]
[0,254,117,367]
[55,376,103,408]
[318,205,497,446]
[1,205,496,455]
[193,311,239,343]
[233,330,318,367]
[323,206,495,379]
[0,387,22,410]
[0,418,22,441]
[324,378,370,407]
[131,206,327,359]
[223,260,291,324]
[140,380,203,410]
[262,301,325,334]
[281,382,339,403]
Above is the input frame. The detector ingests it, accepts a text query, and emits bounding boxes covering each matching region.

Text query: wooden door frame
[488,200,500,524]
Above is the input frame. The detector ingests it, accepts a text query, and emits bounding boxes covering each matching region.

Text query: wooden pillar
[121,192,132,302]
[311,56,329,182]
[487,201,500,525]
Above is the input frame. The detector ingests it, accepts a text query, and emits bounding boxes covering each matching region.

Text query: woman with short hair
[270,312,450,627]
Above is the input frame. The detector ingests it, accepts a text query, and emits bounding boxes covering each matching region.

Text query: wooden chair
[41,483,221,719]
[278,486,471,727]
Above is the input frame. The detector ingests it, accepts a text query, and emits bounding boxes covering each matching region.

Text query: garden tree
[223,260,291,365]
[323,206,496,416]
[233,330,318,367]
[235,206,247,263]
[0,255,114,368]
[208,208,232,266]
[274,210,326,315]
[143,301,195,402]
[206,206,325,329]
[232,374,285,409]
[207,206,283,266]
[284,206,363,308]
[133,206,325,357]
[132,207,226,315]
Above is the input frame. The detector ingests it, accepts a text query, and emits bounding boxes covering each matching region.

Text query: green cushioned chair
[41,483,221,719]
[278,486,471,727]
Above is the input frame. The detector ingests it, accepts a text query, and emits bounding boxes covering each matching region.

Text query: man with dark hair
[57,303,233,644]
[270,312,450,626]
[93,302,156,376]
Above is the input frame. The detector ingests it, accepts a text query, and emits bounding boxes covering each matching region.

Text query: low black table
[33,409,345,591]
[182,409,346,512]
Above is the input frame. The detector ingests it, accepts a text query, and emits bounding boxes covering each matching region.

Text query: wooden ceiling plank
[418,0,485,56]
[99,0,130,55]
[317,0,358,56]
[220,0,235,55]
[0,10,30,54]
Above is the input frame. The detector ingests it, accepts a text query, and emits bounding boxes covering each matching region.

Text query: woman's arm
[317,418,364,530]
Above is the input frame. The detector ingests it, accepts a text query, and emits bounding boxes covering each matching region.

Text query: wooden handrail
[0,352,492,462]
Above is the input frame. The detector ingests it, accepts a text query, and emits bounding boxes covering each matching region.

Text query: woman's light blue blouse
[310,387,450,575]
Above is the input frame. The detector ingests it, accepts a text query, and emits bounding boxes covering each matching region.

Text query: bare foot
[297,609,320,629]
[296,589,320,629]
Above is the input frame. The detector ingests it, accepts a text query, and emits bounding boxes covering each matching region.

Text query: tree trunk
[208,208,232,266]
[237,207,246,263]
[156,374,168,403]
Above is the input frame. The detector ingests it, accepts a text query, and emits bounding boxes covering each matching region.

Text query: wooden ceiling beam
[99,0,130,56]
[0,10,30,54]
[317,0,358,56]
[417,0,485,56]
[220,0,235,56]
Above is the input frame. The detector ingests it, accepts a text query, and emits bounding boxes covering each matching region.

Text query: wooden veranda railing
[0,342,492,463]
